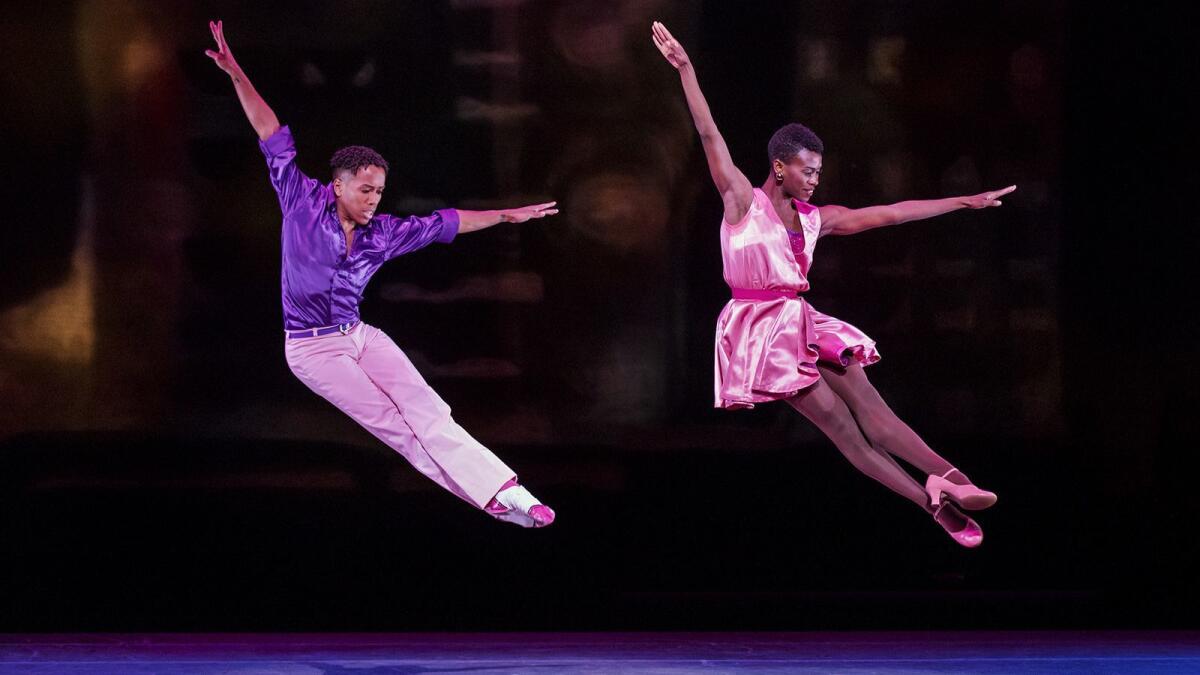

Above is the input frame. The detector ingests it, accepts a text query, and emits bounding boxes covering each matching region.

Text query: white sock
[496,485,543,514]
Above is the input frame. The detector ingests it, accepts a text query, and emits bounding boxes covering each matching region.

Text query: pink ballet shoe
[932,502,983,548]
[485,484,555,528]
[528,504,555,527]
[925,469,997,511]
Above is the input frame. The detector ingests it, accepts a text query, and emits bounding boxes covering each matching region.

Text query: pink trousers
[284,322,514,508]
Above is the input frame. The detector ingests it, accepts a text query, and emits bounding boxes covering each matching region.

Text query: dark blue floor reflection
[2,632,1198,674]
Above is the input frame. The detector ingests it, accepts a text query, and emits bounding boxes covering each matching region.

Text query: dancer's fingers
[653,21,669,44]
[995,184,1017,197]
[653,37,670,60]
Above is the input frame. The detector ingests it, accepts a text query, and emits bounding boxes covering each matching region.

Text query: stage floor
[1,631,1198,674]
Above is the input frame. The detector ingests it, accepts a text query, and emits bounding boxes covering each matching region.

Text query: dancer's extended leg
[286,324,516,508]
[785,379,928,509]
[815,363,958,478]
[788,379,982,546]
[816,363,996,512]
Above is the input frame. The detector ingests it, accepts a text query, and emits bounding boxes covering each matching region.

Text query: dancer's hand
[964,185,1017,209]
[205,19,279,140]
[204,20,241,76]
[500,201,559,224]
[651,21,690,70]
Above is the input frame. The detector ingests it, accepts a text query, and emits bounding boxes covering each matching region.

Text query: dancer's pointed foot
[932,502,983,548]
[485,483,555,528]
[925,469,997,511]
[528,504,555,527]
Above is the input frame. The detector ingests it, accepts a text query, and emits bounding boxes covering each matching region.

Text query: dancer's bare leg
[816,363,970,482]
[785,379,929,509]
[817,363,995,521]
[787,379,981,542]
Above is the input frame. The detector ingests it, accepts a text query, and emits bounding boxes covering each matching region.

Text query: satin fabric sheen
[715,189,880,409]
[260,126,459,331]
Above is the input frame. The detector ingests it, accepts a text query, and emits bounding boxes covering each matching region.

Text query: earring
[775,173,784,182]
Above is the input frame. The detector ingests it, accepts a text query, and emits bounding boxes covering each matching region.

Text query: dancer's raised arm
[652,21,753,224]
[205,20,280,141]
[819,185,1017,237]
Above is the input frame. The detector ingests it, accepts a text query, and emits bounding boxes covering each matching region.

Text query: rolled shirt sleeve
[258,125,323,216]
[382,208,459,260]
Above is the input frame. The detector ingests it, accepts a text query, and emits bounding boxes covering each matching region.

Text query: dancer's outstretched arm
[819,185,1017,237]
[205,20,280,141]
[456,202,559,234]
[652,21,753,224]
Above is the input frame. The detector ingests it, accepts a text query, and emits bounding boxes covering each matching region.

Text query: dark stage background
[1,0,1197,631]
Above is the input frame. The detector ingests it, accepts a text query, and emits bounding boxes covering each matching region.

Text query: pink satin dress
[714,188,880,409]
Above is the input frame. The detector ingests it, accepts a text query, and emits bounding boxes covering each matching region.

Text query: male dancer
[206,20,556,527]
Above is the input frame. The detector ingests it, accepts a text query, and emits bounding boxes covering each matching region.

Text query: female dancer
[206,20,555,527]
[652,22,1008,546]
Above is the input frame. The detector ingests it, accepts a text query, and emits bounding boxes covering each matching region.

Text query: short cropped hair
[768,123,824,162]
[330,145,389,178]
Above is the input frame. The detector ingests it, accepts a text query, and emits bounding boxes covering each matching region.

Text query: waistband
[731,288,803,301]
[285,320,359,340]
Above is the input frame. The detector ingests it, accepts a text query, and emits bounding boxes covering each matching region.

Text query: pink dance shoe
[932,502,983,548]
[925,469,997,511]
[485,483,555,528]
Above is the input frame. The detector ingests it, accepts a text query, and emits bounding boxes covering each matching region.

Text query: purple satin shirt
[259,125,459,331]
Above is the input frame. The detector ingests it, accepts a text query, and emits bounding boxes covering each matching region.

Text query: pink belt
[731,288,802,301]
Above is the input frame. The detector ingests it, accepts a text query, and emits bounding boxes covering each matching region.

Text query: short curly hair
[768,123,824,163]
[330,145,389,178]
